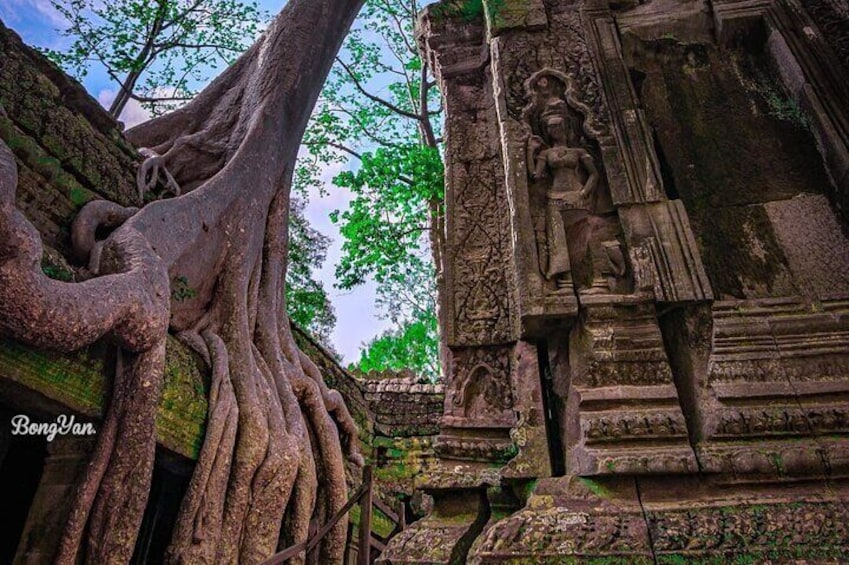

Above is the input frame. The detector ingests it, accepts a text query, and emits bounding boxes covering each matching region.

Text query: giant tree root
[0,0,365,562]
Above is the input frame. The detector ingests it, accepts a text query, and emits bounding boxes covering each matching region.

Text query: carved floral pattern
[649,502,849,556]
[584,412,687,442]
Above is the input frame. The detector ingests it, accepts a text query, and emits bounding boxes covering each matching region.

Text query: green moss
[498,557,651,565]
[32,154,62,180]
[0,115,39,158]
[0,114,96,217]
[578,477,613,499]
[507,479,538,506]
[69,185,96,207]
[41,259,73,281]
[387,446,406,458]
[0,336,209,460]
[155,337,209,459]
[347,504,396,538]
[482,0,508,27]
[657,556,728,565]
[40,133,67,160]
[372,507,397,537]
[0,338,106,415]
[170,275,198,302]
[429,0,485,22]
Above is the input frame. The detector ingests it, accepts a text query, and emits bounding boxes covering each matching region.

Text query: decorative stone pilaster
[419,0,548,479]
[554,297,698,475]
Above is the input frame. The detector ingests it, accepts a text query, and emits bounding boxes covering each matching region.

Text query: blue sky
[0,0,396,362]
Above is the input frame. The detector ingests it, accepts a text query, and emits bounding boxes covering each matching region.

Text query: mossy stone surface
[0,336,208,459]
[631,38,833,299]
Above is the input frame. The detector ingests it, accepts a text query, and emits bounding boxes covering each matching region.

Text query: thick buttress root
[2,140,171,564]
[165,331,238,564]
[0,0,365,561]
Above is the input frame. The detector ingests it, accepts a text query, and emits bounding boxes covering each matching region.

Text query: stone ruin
[380,0,849,561]
[0,20,447,561]
[3,0,849,559]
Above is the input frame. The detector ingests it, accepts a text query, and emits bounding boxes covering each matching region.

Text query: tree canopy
[45,0,265,117]
[299,0,445,379]
[287,196,337,343]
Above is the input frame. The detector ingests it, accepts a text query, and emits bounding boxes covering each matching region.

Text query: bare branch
[153,42,245,51]
[334,57,422,121]
[374,0,417,55]
[329,104,406,149]
[419,62,438,148]
[129,94,194,103]
[305,140,362,160]
[304,139,416,186]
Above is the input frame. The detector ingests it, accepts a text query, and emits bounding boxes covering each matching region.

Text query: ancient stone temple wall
[381,0,849,562]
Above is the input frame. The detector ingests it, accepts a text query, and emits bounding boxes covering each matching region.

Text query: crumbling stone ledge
[0,336,208,459]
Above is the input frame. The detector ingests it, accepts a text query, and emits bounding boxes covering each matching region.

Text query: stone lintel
[0,336,208,460]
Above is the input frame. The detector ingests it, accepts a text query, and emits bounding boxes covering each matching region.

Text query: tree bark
[0,0,366,562]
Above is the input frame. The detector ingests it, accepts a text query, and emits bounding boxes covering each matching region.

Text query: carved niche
[521,69,628,298]
[435,345,518,463]
[443,346,516,429]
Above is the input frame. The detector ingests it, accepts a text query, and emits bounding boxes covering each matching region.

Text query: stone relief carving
[573,304,676,388]
[799,0,849,74]
[449,124,515,345]
[473,506,646,558]
[522,69,626,295]
[502,10,612,131]
[629,240,656,294]
[453,362,510,419]
[696,439,838,476]
[648,502,849,555]
[444,346,515,428]
[709,405,849,438]
[716,409,813,437]
[584,411,688,443]
[432,437,517,462]
[594,452,696,475]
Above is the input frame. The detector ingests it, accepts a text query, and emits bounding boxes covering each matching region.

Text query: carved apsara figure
[523,70,626,293]
[528,101,600,289]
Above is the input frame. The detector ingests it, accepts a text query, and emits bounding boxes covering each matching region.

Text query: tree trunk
[109,7,166,118]
[0,0,366,562]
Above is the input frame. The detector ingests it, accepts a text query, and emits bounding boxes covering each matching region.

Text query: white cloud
[30,0,64,26]
[299,155,394,363]
[0,0,66,27]
[97,88,153,129]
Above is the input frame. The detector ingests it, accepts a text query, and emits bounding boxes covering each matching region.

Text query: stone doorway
[0,408,47,564]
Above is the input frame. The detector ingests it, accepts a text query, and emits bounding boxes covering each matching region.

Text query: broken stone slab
[467,475,653,564]
[376,488,489,565]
